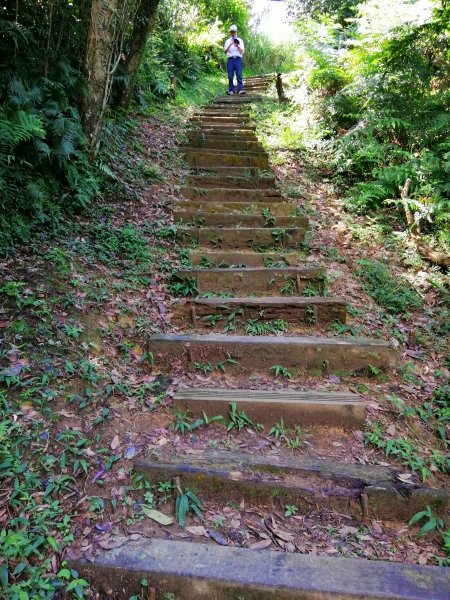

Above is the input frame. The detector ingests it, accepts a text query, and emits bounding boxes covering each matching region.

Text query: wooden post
[170,75,177,98]
[276,72,287,103]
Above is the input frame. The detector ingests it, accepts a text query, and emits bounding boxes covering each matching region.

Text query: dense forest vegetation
[0,0,293,252]
[282,0,450,263]
[1,1,449,598]
[1,0,448,260]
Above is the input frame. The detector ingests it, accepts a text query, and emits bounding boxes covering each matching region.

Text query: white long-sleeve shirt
[224,37,245,58]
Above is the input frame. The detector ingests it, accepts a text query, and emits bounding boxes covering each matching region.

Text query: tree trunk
[119,0,160,107]
[82,0,128,153]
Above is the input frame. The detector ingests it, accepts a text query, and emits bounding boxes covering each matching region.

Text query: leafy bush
[355,259,421,315]
[0,69,100,250]
[287,1,450,251]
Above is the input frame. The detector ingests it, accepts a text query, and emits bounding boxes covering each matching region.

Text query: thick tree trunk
[82,0,128,152]
[119,0,160,107]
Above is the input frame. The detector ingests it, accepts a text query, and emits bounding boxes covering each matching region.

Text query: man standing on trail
[224,24,245,95]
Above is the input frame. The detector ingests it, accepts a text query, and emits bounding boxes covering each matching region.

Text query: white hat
[230,24,237,31]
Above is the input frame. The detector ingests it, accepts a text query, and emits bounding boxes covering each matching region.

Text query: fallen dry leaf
[248,539,272,550]
[186,525,208,537]
[142,507,173,526]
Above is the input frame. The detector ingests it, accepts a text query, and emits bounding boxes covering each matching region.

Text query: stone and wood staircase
[73,75,449,599]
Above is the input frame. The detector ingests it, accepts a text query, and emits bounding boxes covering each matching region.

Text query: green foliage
[282,1,450,251]
[409,506,449,565]
[364,423,449,482]
[227,402,254,431]
[285,504,299,517]
[355,259,421,315]
[0,71,100,251]
[409,505,444,537]
[0,415,89,597]
[271,364,292,379]
[175,488,204,527]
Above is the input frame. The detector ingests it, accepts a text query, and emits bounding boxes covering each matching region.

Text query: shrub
[355,259,421,315]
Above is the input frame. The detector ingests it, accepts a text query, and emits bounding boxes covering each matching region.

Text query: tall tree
[119,0,161,107]
[82,0,134,152]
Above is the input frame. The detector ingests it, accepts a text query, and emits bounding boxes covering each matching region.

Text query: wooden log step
[193,122,256,131]
[172,296,347,328]
[135,450,449,520]
[173,387,359,427]
[185,152,268,169]
[189,115,251,129]
[183,148,269,159]
[177,227,307,251]
[191,112,251,119]
[71,538,450,600]
[148,333,394,373]
[181,186,282,202]
[174,201,293,215]
[194,110,251,117]
[187,138,262,151]
[189,250,303,268]
[213,96,264,103]
[174,266,324,296]
[190,166,267,176]
[174,210,308,229]
[187,130,258,141]
[187,175,276,189]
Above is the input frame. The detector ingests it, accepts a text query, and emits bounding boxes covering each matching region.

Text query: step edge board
[71,539,450,600]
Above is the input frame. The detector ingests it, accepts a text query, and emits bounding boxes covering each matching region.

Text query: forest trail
[72,78,449,598]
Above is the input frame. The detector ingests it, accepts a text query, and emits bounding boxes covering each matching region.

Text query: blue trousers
[227,57,243,92]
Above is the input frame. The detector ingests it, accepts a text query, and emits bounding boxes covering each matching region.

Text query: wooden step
[213,96,264,103]
[174,266,324,296]
[174,211,308,229]
[183,148,269,159]
[187,138,262,151]
[187,130,258,141]
[191,115,251,123]
[71,538,450,600]
[181,186,282,201]
[172,296,347,328]
[191,118,252,127]
[194,110,251,117]
[193,123,256,131]
[187,175,276,189]
[177,227,307,251]
[184,151,268,169]
[148,333,394,373]
[189,250,303,268]
[135,450,449,520]
[174,387,359,427]
[190,166,268,176]
[175,201,293,215]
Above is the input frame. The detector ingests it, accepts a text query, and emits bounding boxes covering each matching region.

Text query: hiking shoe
[238,90,246,95]
[227,91,235,95]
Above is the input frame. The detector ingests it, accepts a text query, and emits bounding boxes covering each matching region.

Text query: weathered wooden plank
[178,227,307,250]
[180,186,282,202]
[188,250,302,268]
[174,211,308,229]
[187,175,276,189]
[71,539,450,599]
[173,387,359,427]
[174,266,324,295]
[171,296,347,327]
[135,450,449,520]
[148,333,394,373]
